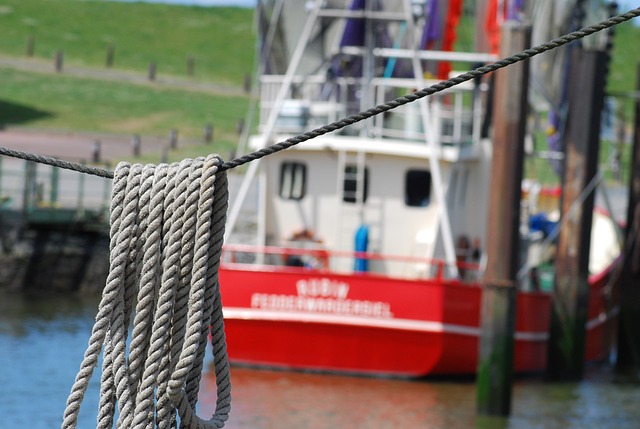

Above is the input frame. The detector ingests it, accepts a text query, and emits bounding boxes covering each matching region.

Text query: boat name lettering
[296,278,350,299]
[250,293,393,319]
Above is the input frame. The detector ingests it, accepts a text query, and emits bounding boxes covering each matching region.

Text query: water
[1,290,639,429]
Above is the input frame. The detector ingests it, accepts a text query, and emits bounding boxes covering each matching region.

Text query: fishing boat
[218,0,621,377]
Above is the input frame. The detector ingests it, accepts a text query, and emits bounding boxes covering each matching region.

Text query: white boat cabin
[237,74,494,280]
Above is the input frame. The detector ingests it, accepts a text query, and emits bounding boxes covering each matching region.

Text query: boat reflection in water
[196,365,640,429]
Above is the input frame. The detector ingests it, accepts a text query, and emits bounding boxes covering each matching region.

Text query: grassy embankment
[0,0,256,162]
[0,1,638,178]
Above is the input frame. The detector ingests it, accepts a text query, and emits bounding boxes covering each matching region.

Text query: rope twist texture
[62,155,231,429]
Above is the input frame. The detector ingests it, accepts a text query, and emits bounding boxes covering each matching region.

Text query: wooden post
[244,73,251,93]
[204,123,214,144]
[476,22,531,417]
[50,166,59,206]
[55,51,63,72]
[132,134,141,157]
[106,44,115,68]
[26,35,35,57]
[187,55,195,76]
[148,62,156,81]
[546,48,608,380]
[92,140,101,163]
[616,63,640,372]
[23,161,37,214]
[169,129,178,150]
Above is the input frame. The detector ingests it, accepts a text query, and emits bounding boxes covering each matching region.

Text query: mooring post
[476,22,531,417]
[616,63,640,372]
[546,48,608,380]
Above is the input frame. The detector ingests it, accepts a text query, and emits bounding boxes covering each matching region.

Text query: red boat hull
[218,262,618,377]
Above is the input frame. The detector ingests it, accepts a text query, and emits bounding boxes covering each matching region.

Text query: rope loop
[62,155,231,429]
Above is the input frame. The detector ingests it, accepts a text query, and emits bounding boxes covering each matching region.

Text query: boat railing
[259,74,482,149]
[370,76,481,148]
[221,243,482,283]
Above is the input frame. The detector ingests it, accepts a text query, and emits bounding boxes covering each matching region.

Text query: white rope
[62,155,231,429]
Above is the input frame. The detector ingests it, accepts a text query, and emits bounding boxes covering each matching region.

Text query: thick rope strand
[63,156,231,429]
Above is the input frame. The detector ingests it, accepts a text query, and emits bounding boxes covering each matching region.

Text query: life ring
[282,229,328,269]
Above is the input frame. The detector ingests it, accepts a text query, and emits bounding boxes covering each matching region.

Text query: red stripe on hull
[218,261,618,377]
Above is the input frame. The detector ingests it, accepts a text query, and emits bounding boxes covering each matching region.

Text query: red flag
[437,0,463,80]
[485,0,501,55]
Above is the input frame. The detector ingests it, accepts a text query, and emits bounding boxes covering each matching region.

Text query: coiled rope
[61,154,231,429]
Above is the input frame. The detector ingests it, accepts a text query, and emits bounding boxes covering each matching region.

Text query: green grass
[0,0,256,86]
[0,67,249,152]
[0,0,638,169]
[0,0,256,157]
[524,131,633,186]
[608,19,640,121]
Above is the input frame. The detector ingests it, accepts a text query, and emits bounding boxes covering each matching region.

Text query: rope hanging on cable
[61,155,231,429]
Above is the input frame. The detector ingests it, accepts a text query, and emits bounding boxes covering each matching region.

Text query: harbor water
[1,289,639,429]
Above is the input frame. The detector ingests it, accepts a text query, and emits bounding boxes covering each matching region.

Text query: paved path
[0,127,170,164]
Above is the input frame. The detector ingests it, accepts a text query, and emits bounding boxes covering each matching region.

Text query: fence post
[50,166,59,206]
[187,55,195,76]
[92,140,101,163]
[55,51,63,72]
[106,44,115,68]
[77,161,85,215]
[132,134,141,157]
[148,62,156,81]
[26,35,35,57]
[169,129,178,149]
[204,123,213,144]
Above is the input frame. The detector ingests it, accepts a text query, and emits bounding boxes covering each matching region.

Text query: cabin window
[343,165,369,203]
[279,162,306,200]
[405,169,431,207]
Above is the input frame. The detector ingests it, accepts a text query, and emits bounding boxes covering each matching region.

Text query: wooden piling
[476,22,531,417]
[546,48,608,381]
[616,64,640,372]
